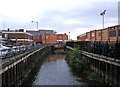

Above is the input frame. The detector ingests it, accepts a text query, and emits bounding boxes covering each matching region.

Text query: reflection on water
[32,54,88,86]
[47,54,65,62]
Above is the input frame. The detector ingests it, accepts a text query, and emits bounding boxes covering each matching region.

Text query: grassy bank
[66,46,104,83]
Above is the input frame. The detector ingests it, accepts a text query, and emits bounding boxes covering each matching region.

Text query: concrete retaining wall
[1,46,51,87]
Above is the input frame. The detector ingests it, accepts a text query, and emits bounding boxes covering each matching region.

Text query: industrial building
[1,29,68,45]
[77,25,120,42]
[57,33,68,43]
[26,30,57,44]
[27,30,68,44]
[2,31,33,45]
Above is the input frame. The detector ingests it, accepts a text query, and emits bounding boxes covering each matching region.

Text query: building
[57,33,68,43]
[2,31,33,45]
[26,30,55,36]
[41,33,57,44]
[77,25,120,42]
[77,33,86,42]
[90,30,96,42]
[26,30,57,44]
[108,25,120,42]
[27,30,68,44]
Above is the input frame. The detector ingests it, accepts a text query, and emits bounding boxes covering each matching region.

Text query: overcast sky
[0,0,119,40]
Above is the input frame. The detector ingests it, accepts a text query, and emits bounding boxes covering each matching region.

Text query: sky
[0,0,120,40]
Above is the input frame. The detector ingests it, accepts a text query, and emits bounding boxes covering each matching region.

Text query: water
[22,53,111,87]
[32,54,88,86]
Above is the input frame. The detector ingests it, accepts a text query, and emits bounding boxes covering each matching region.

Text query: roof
[77,33,86,38]
[26,29,56,36]
[2,32,33,36]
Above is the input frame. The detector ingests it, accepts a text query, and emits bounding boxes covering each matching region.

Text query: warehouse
[77,25,120,42]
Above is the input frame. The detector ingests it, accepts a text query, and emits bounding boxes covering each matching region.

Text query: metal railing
[0,44,43,59]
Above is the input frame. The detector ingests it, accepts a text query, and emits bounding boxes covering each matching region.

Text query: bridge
[0,43,120,86]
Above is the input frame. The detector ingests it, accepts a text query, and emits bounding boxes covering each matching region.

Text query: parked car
[19,45,26,53]
[0,43,14,59]
[0,43,10,50]
[11,46,20,55]
[0,48,14,59]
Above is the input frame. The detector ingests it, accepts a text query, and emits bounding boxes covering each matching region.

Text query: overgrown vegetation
[66,46,104,83]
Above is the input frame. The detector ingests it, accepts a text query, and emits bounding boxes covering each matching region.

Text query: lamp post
[100,10,106,30]
[31,21,39,43]
[31,21,38,32]
[69,32,70,41]
[100,10,106,41]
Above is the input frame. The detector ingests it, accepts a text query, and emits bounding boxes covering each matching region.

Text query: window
[98,32,101,36]
[109,30,116,37]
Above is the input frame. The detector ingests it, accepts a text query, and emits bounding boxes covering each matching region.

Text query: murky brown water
[21,53,111,87]
[32,54,88,86]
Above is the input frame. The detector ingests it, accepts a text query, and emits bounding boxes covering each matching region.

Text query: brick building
[26,30,56,44]
[27,30,68,44]
[2,32,33,45]
[57,33,68,43]
[41,33,57,44]
[77,33,86,42]
[77,25,120,42]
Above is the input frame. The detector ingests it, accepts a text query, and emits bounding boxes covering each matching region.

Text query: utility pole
[31,21,39,43]
[69,32,70,41]
[100,10,106,41]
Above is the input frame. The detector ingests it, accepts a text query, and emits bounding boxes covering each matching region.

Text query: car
[0,49,8,59]
[11,46,20,55]
[0,48,14,59]
[0,43,14,59]
[0,43,11,50]
[19,45,26,53]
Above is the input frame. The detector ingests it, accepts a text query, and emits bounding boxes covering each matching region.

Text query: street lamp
[31,21,39,42]
[100,10,106,41]
[69,32,70,41]
[31,21,38,32]
[100,10,106,30]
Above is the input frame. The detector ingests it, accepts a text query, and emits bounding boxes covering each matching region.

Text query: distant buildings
[77,33,86,42]
[26,30,57,44]
[77,25,120,42]
[26,30,56,36]
[57,33,68,43]
[26,30,68,44]
[1,29,68,45]
[2,31,33,45]
[41,33,57,44]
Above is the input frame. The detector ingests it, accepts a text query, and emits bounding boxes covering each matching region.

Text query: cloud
[0,0,119,40]
[63,19,83,25]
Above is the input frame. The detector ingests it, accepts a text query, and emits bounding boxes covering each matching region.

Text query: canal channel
[22,51,111,86]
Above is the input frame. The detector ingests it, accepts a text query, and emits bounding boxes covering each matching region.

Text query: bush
[87,71,103,82]
[67,46,89,72]
[66,46,103,83]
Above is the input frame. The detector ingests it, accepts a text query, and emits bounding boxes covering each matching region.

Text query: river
[22,53,111,87]
[32,54,88,86]
[21,53,88,86]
